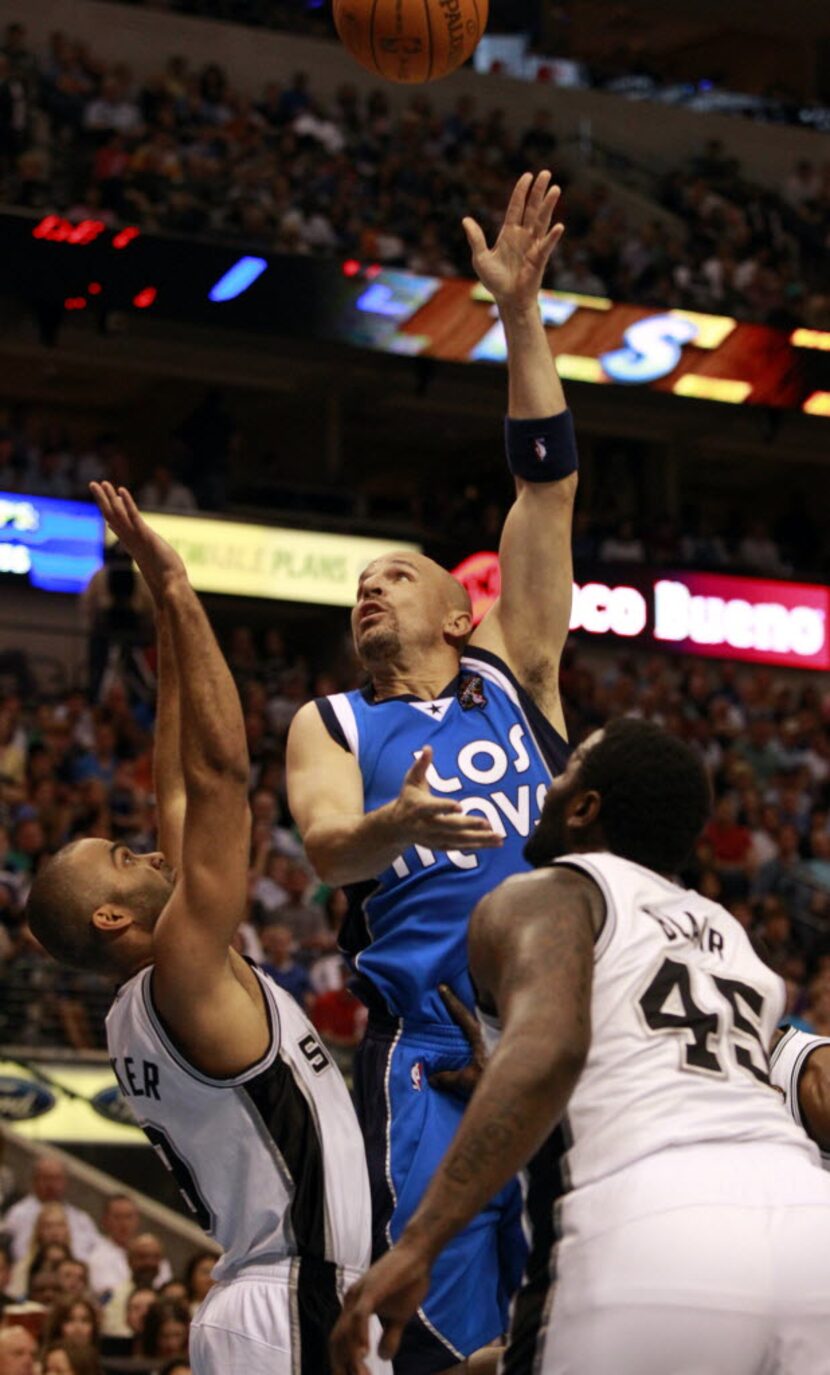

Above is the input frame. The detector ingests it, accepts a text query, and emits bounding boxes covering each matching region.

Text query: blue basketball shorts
[353,1016,528,1375]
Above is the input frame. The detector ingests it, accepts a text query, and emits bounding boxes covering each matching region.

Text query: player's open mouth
[359,603,386,624]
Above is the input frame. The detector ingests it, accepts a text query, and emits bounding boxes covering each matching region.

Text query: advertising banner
[453,555,830,671]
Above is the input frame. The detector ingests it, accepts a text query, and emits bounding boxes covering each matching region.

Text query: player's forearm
[162,576,249,789]
[153,610,186,864]
[401,1031,584,1264]
[303,804,406,886]
[502,303,566,419]
[303,803,412,885]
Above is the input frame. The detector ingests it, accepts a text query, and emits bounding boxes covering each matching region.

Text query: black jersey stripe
[242,1053,327,1258]
[296,1254,342,1375]
[315,697,351,752]
[502,1122,571,1375]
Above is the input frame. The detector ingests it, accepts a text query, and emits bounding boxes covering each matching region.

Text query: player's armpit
[471,474,576,734]
[798,1045,830,1151]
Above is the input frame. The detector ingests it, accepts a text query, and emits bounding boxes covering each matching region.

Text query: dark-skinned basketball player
[25,485,391,1375]
[288,170,577,1375]
[331,718,830,1375]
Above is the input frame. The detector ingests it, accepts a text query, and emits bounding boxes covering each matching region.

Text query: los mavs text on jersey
[317,647,570,1025]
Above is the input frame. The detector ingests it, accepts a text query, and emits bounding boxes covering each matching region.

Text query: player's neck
[370,649,460,703]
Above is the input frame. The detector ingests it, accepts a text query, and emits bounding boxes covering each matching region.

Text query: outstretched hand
[90,481,187,606]
[463,170,564,312]
[391,747,503,854]
[429,983,488,1099]
[330,1241,432,1375]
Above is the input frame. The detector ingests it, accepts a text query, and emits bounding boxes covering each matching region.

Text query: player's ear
[444,607,473,646]
[568,789,601,832]
[92,905,134,933]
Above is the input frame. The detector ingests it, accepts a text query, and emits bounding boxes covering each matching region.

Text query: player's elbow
[302,833,344,887]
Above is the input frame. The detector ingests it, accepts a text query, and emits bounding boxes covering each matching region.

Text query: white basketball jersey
[480,852,816,1192]
[106,964,372,1280]
[770,1024,830,1171]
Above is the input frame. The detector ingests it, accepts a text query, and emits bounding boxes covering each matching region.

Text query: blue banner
[0,492,103,593]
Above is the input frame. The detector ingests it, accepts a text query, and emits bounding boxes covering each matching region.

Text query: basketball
[333,0,489,84]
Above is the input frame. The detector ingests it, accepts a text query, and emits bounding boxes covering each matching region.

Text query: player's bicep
[286,701,365,836]
[472,479,575,723]
[799,1046,830,1151]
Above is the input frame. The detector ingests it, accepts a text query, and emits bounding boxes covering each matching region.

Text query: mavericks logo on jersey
[457,674,488,711]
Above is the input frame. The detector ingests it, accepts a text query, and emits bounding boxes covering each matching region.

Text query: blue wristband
[505,409,579,483]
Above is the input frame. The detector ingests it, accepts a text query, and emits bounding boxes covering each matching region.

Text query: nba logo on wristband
[534,437,548,462]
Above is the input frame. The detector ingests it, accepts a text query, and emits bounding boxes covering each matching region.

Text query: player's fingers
[378,1318,406,1362]
[539,222,566,259]
[431,828,504,849]
[504,171,533,226]
[404,747,433,789]
[537,183,561,236]
[438,983,481,1039]
[526,169,552,225]
[416,798,463,817]
[462,216,488,260]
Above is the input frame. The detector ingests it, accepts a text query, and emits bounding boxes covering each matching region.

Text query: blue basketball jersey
[316,647,570,1027]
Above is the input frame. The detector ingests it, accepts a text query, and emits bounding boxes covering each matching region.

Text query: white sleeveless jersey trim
[461,651,555,782]
[770,1026,830,1171]
[552,856,618,962]
[106,963,373,1278]
[139,966,281,1088]
[328,693,360,758]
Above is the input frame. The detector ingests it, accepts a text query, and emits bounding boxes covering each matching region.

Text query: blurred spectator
[2,1159,100,1263]
[266,861,327,945]
[137,465,197,514]
[86,1195,140,1302]
[42,1344,102,1375]
[0,1241,18,1308]
[259,924,314,1011]
[102,1233,170,1336]
[43,1298,100,1349]
[183,1251,215,1316]
[140,1297,190,1362]
[0,1325,36,1375]
[81,544,155,703]
[597,519,646,563]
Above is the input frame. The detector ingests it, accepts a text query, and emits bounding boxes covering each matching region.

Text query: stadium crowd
[1,22,829,327]
[0,1153,204,1374]
[1,621,828,1061]
[1,405,826,581]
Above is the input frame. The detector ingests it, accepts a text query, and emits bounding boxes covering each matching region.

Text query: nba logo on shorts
[534,437,547,461]
[410,1061,424,1092]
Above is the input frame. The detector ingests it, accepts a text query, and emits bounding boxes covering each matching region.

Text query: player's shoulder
[476,863,603,927]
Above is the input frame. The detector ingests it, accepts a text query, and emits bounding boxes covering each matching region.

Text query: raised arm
[152,610,186,870]
[287,704,502,887]
[330,866,602,1374]
[90,483,266,1077]
[467,172,577,736]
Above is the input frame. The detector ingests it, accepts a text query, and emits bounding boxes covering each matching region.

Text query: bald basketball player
[288,171,577,1374]
[25,486,390,1375]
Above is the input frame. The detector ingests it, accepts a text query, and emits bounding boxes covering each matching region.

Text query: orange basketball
[333,0,488,84]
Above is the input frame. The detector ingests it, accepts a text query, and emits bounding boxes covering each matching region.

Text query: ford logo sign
[91,1086,137,1128]
[0,1075,55,1121]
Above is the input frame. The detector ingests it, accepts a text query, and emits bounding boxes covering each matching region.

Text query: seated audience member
[2,1158,100,1262]
[43,1297,100,1350]
[159,1361,192,1375]
[157,1279,188,1306]
[0,1325,36,1374]
[183,1251,215,1316]
[269,861,327,946]
[140,1298,190,1363]
[10,1204,73,1296]
[101,1233,169,1336]
[41,1343,102,1375]
[86,1196,142,1302]
[259,924,314,1011]
[100,1285,156,1360]
[54,1258,89,1299]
